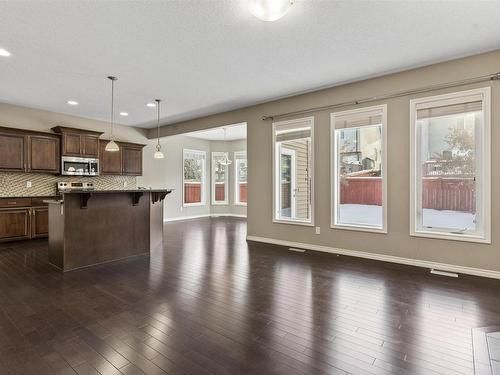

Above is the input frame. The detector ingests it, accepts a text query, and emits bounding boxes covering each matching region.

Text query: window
[410,87,490,243]
[234,151,247,205]
[183,149,206,206]
[211,152,229,205]
[273,117,314,225]
[331,105,387,232]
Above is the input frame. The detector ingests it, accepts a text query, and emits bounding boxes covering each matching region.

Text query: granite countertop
[0,195,60,199]
[58,189,173,194]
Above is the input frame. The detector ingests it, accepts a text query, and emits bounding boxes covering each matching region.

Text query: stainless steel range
[57,181,95,193]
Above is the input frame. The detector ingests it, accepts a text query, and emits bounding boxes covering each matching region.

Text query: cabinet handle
[7,202,17,205]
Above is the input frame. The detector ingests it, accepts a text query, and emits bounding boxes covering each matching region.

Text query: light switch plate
[123,181,128,187]
[315,226,320,235]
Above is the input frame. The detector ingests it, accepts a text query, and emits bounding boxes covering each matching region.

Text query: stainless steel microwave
[61,156,99,176]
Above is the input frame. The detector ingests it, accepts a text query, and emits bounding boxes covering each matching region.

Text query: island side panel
[63,192,150,270]
[48,202,64,270]
[150,198,164,252]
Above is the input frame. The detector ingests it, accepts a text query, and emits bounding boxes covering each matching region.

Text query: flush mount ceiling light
[146,102,156,108]
[105,76,120,152]
[153,99,165,159]
[119,112,129,116]
[0,48,11,57]
[248,0,293,21]
[67,100,78,106]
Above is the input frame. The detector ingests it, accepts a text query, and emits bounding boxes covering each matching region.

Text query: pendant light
[218,128,232,166]
[248,0,293,22]
[105,76,120,152]
[153,99,165,159]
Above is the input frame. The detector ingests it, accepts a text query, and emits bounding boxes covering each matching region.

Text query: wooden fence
[340,177,475,212]
[239,183,247,203]
[184,182,201,203]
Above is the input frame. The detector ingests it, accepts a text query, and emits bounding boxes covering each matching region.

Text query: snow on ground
[339,204,475,230]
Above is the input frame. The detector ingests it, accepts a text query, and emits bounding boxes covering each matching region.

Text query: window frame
[211,151,229,205]
[182,149,207,207]
[234,151,247,206]
[330,104,388,234]
[409,87,491,243]
[272,116,315,227]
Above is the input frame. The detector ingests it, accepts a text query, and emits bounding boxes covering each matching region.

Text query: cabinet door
[82,135,99,158]
[122,146,143,176]
[31,207,48,238]
[0,209,30,241]
[28,135,60,173]
[0,133,26,172]
[62,133,81,156]
[99,141,122,175]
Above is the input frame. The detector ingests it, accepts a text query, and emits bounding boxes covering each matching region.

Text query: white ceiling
[185,123,247,141]
[1,1,500,129]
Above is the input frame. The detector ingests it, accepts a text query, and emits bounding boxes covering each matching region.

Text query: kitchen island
[45,189,172,271]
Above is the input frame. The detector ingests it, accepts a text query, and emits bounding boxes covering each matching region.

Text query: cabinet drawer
[0,198,31,208]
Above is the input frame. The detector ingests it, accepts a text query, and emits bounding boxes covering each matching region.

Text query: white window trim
[272,116,314,227]
[330,104,388,234]
[182,149,206,207]
[211,151,229,205]
[409,87,491,244]
[234,151,247,206]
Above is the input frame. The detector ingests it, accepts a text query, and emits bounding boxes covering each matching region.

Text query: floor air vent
[288,248,306,253]
[430,269,458,278]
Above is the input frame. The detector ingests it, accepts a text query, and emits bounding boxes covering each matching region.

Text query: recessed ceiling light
[67,100,78,106]
[0,48,11,57]
[248,0,293,21]
[146,102,156,108]
[119,112,129,116]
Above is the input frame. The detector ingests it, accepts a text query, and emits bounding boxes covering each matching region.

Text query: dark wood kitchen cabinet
[99,140,144,176]
[31,207,49,238]
[27,135,60,173]
[122,143,143,176]
[0,127,60,174]
[99,140,122,175]
[0,197,56,242]
[0,132,26,172]
[52,126,102,158]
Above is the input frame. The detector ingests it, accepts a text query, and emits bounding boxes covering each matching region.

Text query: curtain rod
[261,71,500,121]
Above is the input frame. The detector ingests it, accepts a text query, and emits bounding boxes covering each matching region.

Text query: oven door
[61,157,99,176]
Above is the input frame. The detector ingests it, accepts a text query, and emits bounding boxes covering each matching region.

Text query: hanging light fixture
[105,76,120,152]
[248,0,293,22]
[218,128,232,166]
[153,99,165,159]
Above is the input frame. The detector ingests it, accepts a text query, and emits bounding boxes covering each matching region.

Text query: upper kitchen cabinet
[122,143,144,176]
[0,131,26,172]
[27,135,60,173]
[52,126,102,158]
[99,140,122,175]
[99,140,144,176]
[0,127,60,174]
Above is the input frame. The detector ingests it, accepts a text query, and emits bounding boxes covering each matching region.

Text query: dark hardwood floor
[1,217,500,375]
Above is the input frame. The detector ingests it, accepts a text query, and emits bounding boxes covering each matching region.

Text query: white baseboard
[246,235,500,280]
[165,213,246,222]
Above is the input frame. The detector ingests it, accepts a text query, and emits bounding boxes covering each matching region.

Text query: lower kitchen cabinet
[0,209,30,241]
[0,197,56,242]
[31,207,49,238]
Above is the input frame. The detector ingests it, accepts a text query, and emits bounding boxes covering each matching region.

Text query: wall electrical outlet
[123,181,128,187]
[26,181,32,188]
[315,226,321,235]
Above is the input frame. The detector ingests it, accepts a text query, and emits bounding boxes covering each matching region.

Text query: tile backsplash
[0,173,137,197]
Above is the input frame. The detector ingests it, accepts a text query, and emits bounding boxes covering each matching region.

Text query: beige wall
[147,49,500,273]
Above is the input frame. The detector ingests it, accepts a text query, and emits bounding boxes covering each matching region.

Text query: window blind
[334,111,383,129]
[276,128,311,142]
[416,100,483,120]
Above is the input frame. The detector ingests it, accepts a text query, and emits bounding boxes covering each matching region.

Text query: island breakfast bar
[46,189,172,271]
